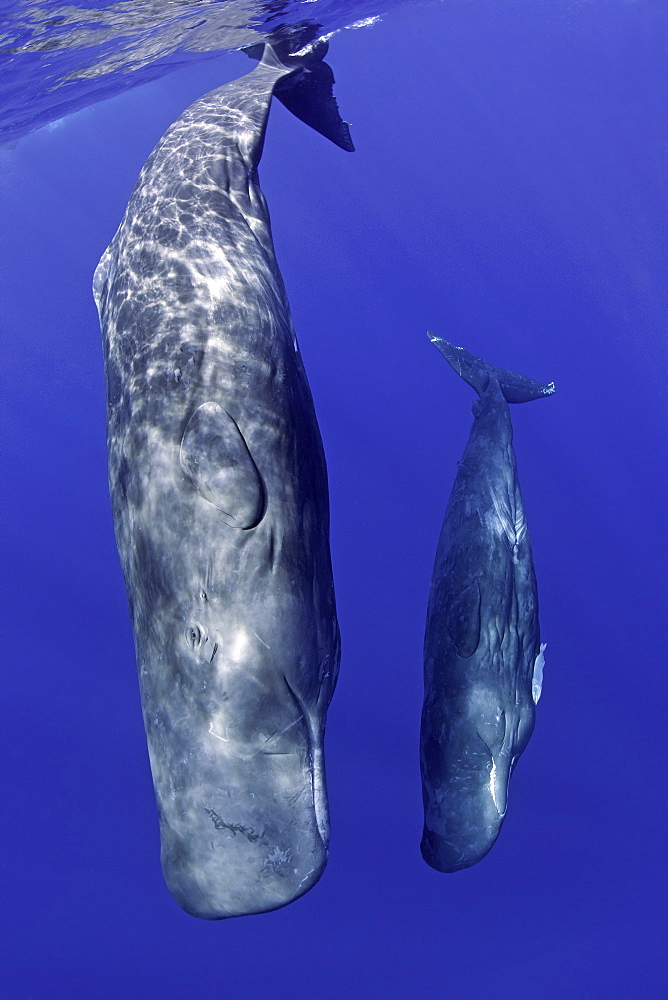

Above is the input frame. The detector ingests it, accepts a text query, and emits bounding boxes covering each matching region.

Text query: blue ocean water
[1,1,665,997]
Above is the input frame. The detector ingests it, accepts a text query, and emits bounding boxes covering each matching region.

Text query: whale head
[132,555,333,918]
[420,681,537,873]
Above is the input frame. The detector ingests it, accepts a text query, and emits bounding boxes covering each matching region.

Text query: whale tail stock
[244,37,354,152]
[428,333,555,404]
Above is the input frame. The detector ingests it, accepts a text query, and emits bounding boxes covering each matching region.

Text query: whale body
[420,336,552,873]
[93,42,352,919]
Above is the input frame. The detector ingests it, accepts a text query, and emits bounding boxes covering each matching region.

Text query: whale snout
[420,688,536,873]
[162,817,328,920]
[420,824,501,874]
[420,758,508,873]
[156,721,331,919]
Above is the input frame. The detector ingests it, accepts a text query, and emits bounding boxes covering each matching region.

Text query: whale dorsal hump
[445,580,481,658]
[180,402,264,529]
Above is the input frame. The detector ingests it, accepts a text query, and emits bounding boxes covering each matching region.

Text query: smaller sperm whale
[420,335,553,873]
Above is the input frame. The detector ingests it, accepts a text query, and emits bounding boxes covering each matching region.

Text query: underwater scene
[1,0,664,996]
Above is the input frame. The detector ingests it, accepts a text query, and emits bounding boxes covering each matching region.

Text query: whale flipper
[180,402,265,529]
[428,333,555,403]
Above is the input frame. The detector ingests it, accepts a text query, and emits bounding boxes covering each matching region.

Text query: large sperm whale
[420,336,552,873]
[92,40,352,919]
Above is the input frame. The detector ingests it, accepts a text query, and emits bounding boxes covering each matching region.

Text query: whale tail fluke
[275,55,355,152]
[428,333,555,404]
[245,39,354,152]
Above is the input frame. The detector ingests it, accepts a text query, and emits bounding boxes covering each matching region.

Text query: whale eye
[185,625,202,648]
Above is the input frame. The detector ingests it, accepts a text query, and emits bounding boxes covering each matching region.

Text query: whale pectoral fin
[445,581,481,658]
[92,247,112,311]
[532,643,547,704]
[180,402,265,529]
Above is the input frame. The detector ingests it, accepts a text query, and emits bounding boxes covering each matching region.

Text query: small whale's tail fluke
[245,38,354,152]
[428,333,555,404]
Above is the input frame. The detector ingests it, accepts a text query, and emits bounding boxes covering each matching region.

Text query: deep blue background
[1,2,665,997]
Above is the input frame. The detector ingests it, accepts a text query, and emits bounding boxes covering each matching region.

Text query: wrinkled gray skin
[93,46,343,919]
[421,336,551,873]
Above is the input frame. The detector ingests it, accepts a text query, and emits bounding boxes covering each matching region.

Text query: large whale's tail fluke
[245,39,354,152]
[428,333,555,404]
[275,53,355,152]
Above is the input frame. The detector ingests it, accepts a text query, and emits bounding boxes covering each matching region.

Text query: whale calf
[93,40,352,919]
[420,335,552,873]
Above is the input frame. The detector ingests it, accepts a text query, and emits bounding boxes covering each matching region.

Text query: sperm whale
[420,335,552,873]
[93,40,352,919]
